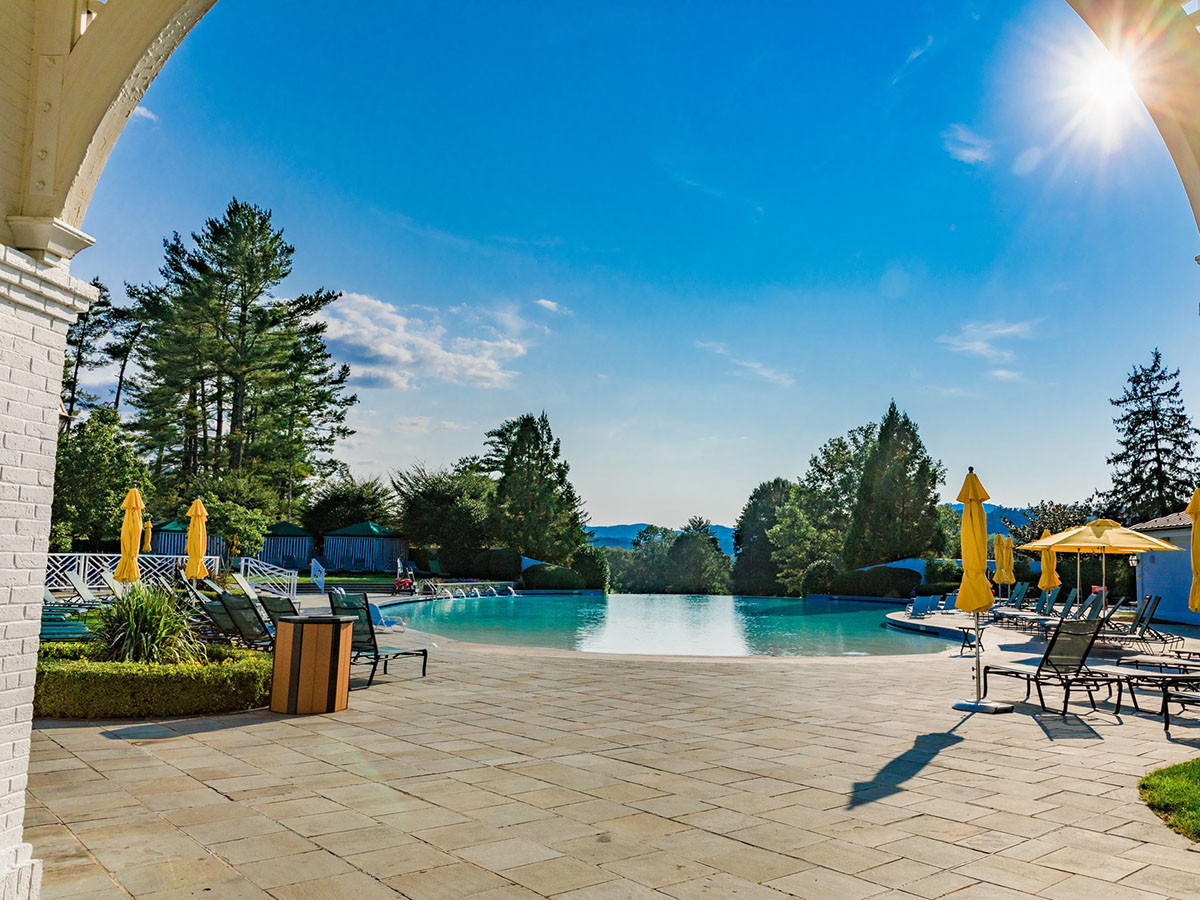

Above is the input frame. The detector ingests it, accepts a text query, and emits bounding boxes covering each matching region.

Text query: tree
[104,285,152,411]
[1002,499,1094,549]
[842,402,945,567]
[732,478,792,595]
[203,497,269,562]
[61,277,114,426]
[483,412,588,563]
[568,545,610,591]
[604,526,675,592]
[668,517,731,594]
[51,408,152,550]
[1105,349,1200,523]
[302,476,397,539]
[392,463,496,574]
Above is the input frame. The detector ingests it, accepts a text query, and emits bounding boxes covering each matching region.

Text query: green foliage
[799,559,841,596]
[924,558,961,583]
[569,544,610,590]
[1106,349,1200,523]
[483,412,588,564]
[50,407,152,550]
[936,505,962,558]
[470,547,523,580]
[302,475,397,539]
[1140,759,1200,842]
[828,566,921,598]
[203,497,269,559]
[1003,500,1093,549]
[93,583,205,664]
[842,402,946,568]
[61,277,114,420]
[393,463,496,574]
[914,582,962,597]
[732,478,792,596]
[522,563,586,590]
[667,517,731,594]
[34,643,271,719]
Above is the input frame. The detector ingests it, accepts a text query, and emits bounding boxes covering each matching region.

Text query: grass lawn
[298,574,391,584]
[1140,758,1200,841]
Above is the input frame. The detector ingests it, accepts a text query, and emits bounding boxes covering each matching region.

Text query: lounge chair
[982,617,1119,714]
[995,586,1057,629]
[98,569,128,598]
[40,604,94,641]
[64,571,102,606]
[328,591,427,685]
[216,592,274,650]
[258,593,302,630]
[938,593,959,614]
[231,571,284,601]
[905,595,934,618]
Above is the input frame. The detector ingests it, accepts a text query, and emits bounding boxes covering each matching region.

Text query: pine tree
[842,402,945,567]
[668,516,731,594]
[1106,349,1200,522]
[61,277,114,427]
[732,478,791,595]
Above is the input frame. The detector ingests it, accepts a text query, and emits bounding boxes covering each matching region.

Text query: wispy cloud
[989,368,1022,381]
[696,340,794,387]
[890,35,933,86]
[320,292,526,390]
[937,320,1037,361]
[130,106,158,123]
[941,124,992,165]
[535,298,565,313]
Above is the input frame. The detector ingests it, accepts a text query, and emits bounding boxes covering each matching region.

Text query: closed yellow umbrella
[1037,528,1061,591]
[993,535,1015,589]
[113,489,145,583]
[1187,489,1200,613]
[185,498,209,580]
[142,518,153,553]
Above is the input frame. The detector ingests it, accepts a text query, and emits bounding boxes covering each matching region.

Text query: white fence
[311,558,326,593]
[45,552,222,593]
[240,557,298,600]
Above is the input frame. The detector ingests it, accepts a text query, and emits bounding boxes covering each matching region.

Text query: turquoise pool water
[383,593,943,657]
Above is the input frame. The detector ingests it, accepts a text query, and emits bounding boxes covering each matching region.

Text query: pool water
[383,593,943,657]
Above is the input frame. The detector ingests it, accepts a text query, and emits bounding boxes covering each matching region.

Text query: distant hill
[945,503,1030,535]
[590,523,736,556]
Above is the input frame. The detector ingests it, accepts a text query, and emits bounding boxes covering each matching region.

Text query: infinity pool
[383,593,943,657]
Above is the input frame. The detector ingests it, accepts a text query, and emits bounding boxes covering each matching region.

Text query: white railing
[45,552,222,592]
[311,558,326,593]
[240,557,298,600]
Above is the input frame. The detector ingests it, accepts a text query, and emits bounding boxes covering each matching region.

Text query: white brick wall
[0,243,95,900]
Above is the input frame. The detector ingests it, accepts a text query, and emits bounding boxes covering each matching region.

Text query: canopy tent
[150,518,226,557]
[1019,519,1179,601]
[257,521,314,570]
[322,521,408,573]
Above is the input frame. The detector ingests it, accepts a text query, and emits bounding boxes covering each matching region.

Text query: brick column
[0,245,95,900]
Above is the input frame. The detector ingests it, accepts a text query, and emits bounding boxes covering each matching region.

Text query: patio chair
[905,595,933,618]
[994,586,1056,628]
[98,569,128,598]
[327,591,427,686]
[40,604,94,641]
[982,617,1118,715]
[258,593,302,630]
[938,592,959,613]
[216,592,274,651]
[64,571,102,606]
[231,571,284,601]
[196,596,240,643]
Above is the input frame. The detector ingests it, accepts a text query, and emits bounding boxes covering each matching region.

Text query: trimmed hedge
[800,559,840,596]
[568,545,610,591]
[470,547,523,581]
[914,581,962,597]
[35,642,272,719]
[828,566,921,598]
[522,563,586,591]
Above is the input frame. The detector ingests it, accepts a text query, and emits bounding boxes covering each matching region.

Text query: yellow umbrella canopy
[957,469,994,613]
[1018,519,1179,554]
[185,498,209,580]
[142,518,153,553]
[1037,528,1062,591]
[1187,489,1200,613]
[113,488,145,583]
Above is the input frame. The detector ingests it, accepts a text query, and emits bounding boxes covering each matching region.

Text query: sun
[1087,57,1136,110]
[1068,50,1141,152]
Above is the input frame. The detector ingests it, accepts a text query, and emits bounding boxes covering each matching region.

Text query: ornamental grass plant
[94,582,205,664]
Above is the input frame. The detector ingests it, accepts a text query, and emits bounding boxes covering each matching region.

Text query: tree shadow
[847,728,965,808]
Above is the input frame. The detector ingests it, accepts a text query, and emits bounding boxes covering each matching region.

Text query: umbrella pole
[1102,552,1107,606]
[974,611,982,703]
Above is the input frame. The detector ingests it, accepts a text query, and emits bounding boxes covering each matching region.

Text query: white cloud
[941,124,992,165]
[695,340,794,388]
[937,320,1037,361]
[320,292,526,390]
[890,35,933,86]
[534,298,564,313]
[1012,146,1043,176]
[130,106,158,123]
[989,368,1022,381]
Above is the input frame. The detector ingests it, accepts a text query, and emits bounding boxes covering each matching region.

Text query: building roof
[1132,511,1191,532]
[155,518,187,532]
[324,520,402,538]
[267,521,312,537]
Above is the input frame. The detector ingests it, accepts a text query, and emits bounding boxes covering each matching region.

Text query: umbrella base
[953,699,1014,714]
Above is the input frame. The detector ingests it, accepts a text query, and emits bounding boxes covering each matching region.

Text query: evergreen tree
[483,412,588,563]
[842,402,945,567]
[61,277,114,426]
[667,517,731,594]
[392,463,496,574]
[302,475,398,538]
[732,478,791,596]
[1106,349,1200,522]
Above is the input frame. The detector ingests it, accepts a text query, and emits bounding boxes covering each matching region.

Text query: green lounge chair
[258,593,301,629]
[99,569,128,598]
[64,571,101,606]
[217,592,274,650]
[983,617,1116,715]
[327,591,427,686]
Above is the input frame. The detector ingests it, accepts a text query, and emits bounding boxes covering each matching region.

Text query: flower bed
[35,642,272,719]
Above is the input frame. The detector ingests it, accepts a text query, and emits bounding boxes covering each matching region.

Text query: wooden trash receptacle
[271,615,354,714]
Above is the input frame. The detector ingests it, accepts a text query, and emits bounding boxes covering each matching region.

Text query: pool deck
[28,624,1200,900]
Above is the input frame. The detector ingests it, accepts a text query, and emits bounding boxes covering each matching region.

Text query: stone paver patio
[26,633,1200,899]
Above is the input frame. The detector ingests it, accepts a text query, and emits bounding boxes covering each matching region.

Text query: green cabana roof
[324,520,402,538]
[155,518,187,532]
[267,521,312,537]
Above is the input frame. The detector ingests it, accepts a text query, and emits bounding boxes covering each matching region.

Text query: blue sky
[77,0,1200,527]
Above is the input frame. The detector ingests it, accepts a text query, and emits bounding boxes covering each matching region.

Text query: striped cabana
[258,522,314,570]
[150,518,226,557]
[322,521,408,573]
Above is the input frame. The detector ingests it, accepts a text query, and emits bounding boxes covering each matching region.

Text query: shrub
[568,545,610,590]
[470,547,523,581]
[914,581,962,597]
[522,563,586,590]
[408,547,431,571]
[799,559,840,596]
[828,565,921,598]
[94,583,205,664]
[923,558,960,583]
[35,643,271,719]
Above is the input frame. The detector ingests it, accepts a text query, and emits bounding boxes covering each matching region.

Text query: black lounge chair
[217,592,274,651]
[258,593,302,629]
[983,617,1119,715]
[328,590,427,686]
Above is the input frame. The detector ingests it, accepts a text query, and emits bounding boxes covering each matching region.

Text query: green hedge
[568,545,610,590]
[828,566,921,598]
[35,642,272,719]
[470,547,523,581]
[522,563,586,590]
[914,581,962,597]
[800,559,840,596]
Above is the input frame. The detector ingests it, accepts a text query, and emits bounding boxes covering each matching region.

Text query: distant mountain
[945,503,1030,535]
[590,523,736,556]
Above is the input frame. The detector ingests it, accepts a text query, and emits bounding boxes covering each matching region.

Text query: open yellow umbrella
[185,498,209,580]
[1187,489,1200,613]
[113,489,145,583]
[1037,528,1061,592]
[142,518,153,553]
[1019,519,1178,602]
